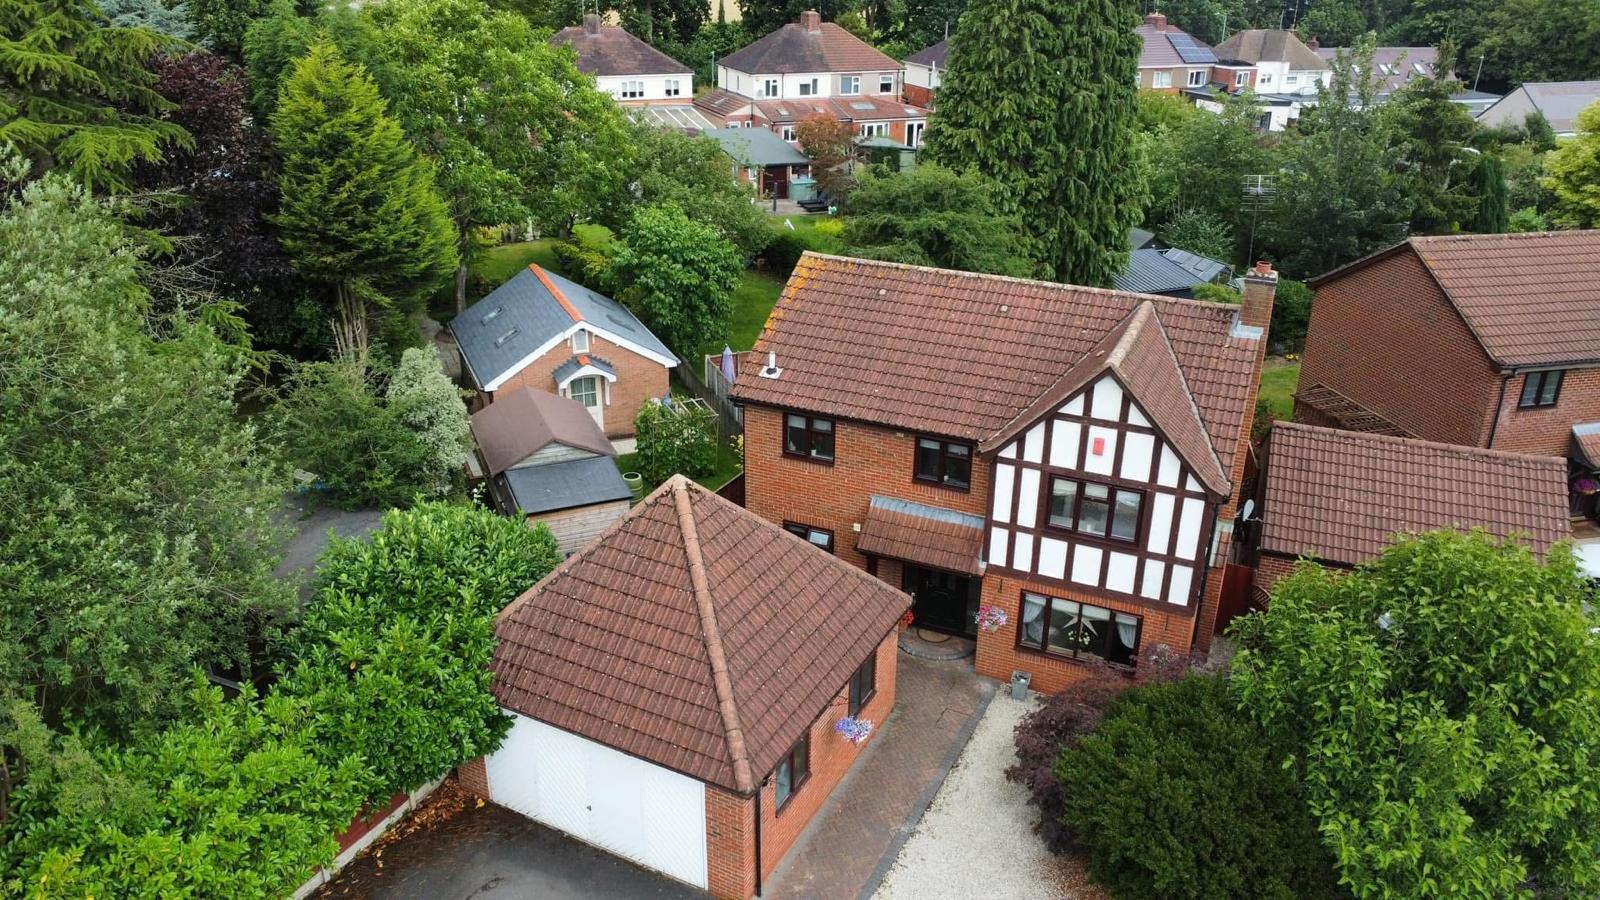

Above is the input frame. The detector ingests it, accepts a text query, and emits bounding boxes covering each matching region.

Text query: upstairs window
[571,329,590,352]
[915,437,972,489]
[841,75,860,95]
[1188,69,1206,87]
[783,522,834,553]
[762,78,780,97]
[798,77,819,96]
[879,73,895,93]
[1019,593,1141,666]
[847,654,876,716]
[620,80,644,98]
[1235,71,1249,86]
[1047,477,1142,543]
[1520,370,1564,408]
[774,734,810,809]
[1259,72,1273,85]
[781,125,796,142]
[784,413,835,462]
[664,78,682,97]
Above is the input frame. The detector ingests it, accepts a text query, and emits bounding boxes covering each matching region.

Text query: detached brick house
[730,253,1277,692]
[451,263,676,441]
[460,476,908,899]
[1294,231,1600,516]
[1248,421,1570,597]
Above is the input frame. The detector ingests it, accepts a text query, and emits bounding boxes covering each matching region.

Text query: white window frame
[879,74,895,93]
[572,329,590,353]
[664,78,682,97]
[1235,71,1248,87]
[840,75,860,95]
[1285,74,1299,85]
[1259,71,1272,85]
[762,78,779,98]
[780,126,796,142]
[859,121,888,137]
[1187,69,1206,87]
[798,77,819,96]
[905,120,925,147]
[1152,70,1172,89]
[620,80,644,99]
[568,375,602,408]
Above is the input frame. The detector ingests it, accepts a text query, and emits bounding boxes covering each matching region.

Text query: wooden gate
[1212,563,1258,635]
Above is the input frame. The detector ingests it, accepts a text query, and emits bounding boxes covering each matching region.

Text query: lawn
[697,270,785,360]
[1258,359,1300,422]
[431,240,562,323]
[616,439,742,495]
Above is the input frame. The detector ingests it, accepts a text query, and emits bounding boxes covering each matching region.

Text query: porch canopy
[1571,422,1600,469]
[857,495,985,576]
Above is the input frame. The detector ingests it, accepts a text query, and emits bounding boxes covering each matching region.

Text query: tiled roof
[1136,16,1217,68]
[1479,81,1600,135]
[905,38,947,68]
[1294,382,1412,437]
[731,253,1261,488]
[492,476,910,794]
[501,455,631,515]
[1316,45,1436,95]
[1259,421,1569,565]
[551,20,691,77]
[694,87,760,118]
[856,495,985,575]
[1572,422,1600,467]
[1214,29,1326,70]
[754,95,929,123]
[1315,231,1600,368]
[470,387,615,476]
[720,17,898,75]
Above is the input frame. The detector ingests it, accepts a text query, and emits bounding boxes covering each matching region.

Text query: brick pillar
[456,757,489,796]
[705,787,757,900]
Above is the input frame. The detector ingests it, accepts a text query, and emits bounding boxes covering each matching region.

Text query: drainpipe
[1486,371,1512,448]
[753,784,764,896]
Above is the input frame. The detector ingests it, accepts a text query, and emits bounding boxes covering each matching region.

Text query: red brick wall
[1488,367,1600,457]
[486,330,670,439]
[706,787,757,900]
[1296,249,1501,446]
[742,405,989,569]
[902,83,934,106]
[1251,553,1300,599]
[456,756,489,796]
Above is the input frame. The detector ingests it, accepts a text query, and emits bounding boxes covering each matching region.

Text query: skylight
[481,306,504,324]
[494,328,520,347]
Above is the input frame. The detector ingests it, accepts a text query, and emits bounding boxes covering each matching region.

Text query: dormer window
[572,329,590,353]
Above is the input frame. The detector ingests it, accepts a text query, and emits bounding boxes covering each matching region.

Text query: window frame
[841,74,860,95]
[1519,369,1564,408]
[774,734,811,811]
[847,654,876,716]
[571,329,590,353]
[1187,69,1206,87]
[1015,591,1143,667]
[859,122,888,137]
[878,73,895,93]
[1235,71,1249,86]
[913,435,974,490]
[1043,476,1144,545]
[1152,70,1173,89]
[798,77,819,96]
[620,80,644,99]
[568,375,600,408]
[783,411,836,464]
[783,521,835,553]
[780,125,796,142]
[664,78,682,97]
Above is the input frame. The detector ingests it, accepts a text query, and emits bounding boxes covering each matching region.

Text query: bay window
[1018,593,1141,666]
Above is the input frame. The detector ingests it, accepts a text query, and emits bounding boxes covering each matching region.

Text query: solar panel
[1166,33,1218,65]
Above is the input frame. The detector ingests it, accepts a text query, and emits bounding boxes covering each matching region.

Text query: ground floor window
[775,734,810,809]
[848,654,877,716]
[1018,592,1141,666]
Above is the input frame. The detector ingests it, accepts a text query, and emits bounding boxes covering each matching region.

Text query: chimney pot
[583,12,600,32]
[1143,11,1167,28]
[799,9,821,30]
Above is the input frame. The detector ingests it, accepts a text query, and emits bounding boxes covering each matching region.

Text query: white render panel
[1167,564,1193,606]
[1141,560,1166,599]
[988,527,1010,567]
[1050,419,1081,469]
[1147,494,1174,555]
[992,464,1015,524]
[1187,474,1202,492]
[1013,532,1034,572]
[1015,468,1040,529]
[1106,552,1138,594]
[1090,376,1123,421]
[1176,497,1205,560]
[1071,544,1103,585]
[999,441,1017,459]
[1127,404,1150,427]
[1083,425,1117,476]
[1119,432,1155,482]
[534,724,590,839]
[1061,394,1084,416]
[1023,423,1045,463]
[1038,537,1068,579]
[1157,443,1182,487]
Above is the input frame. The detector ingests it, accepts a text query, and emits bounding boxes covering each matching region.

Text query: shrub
[609,203,743,354]
[634,398,718,485]
[1190,281,1240,304]
[386,347,471,493]
[1057,675,1342,900]
[1161,208,1234,263]
[550,223,618,290]
[758,223,845,277]
[1271,278,1313,353]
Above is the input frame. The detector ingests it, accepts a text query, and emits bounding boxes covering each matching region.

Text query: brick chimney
[1143,11,1167,29]
[799,9,822,30]
[1305,35,1319,50]
[583,11,600,32]
[1240,260,1277,331]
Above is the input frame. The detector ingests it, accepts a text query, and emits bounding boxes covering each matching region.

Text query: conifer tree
[923,0,1145,287]
[0,0,191,192]
[269,42,456,358]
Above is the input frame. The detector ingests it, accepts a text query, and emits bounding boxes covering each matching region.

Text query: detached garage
[460,476,910,899]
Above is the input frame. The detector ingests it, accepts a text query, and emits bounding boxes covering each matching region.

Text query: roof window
[480,306,504,324]
[494,327,520,347]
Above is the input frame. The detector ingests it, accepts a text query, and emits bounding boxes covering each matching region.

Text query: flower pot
[623,471,643,501]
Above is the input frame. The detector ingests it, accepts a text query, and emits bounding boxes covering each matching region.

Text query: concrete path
[273,494,384,600]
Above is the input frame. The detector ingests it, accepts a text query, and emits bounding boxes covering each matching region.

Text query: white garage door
[485,711,708,889]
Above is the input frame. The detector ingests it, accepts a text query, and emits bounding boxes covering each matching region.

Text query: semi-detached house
[730,254,1277,692]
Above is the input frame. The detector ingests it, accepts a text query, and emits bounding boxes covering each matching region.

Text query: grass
[1258,358,1301,422]
[698,270,785,360]
[430,240,563,323]
[615,440,742,495]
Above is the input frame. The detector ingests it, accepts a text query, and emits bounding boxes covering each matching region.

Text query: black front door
[902,565,980,636]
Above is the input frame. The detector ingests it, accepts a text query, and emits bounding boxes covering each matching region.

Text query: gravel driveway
[873,691,1100,900]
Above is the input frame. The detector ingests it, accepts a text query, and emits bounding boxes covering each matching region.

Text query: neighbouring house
[458,475,909,899]
[1128,226,1159,250]
[902,38,946,107]
[1315,43,1436,98]
[702,126,815,200]
[1213,29,1328,130]
[1247,421,1570,598]
[697,10,931,147]
[1113,247,1231,298]
[451,263,677,441]
[1293,230,1600,517]
[1476,81,1600,137]
[1137,12,1255,97]
[468,387,632,555]
[729,253,1277,693]
[551,14,694,107]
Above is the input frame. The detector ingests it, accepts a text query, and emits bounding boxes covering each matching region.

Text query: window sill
[782,451,835,466]
[1013,642,1136,673]
[1039,524,1141,550]
[913,475,971,493]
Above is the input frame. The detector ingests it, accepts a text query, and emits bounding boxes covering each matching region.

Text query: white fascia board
[481,322,677,392]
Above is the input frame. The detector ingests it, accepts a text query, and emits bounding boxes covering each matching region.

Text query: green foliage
[1270,278,1314,352]
[1141,92,1266,241]
[736,0,853,36]
[609,0,707,46]
[1455,0,1600,93]
[385,348,472,493]
[760,219,846,275]
[842,164,1038,276]
[1470,153,1510,233]
[1544,100,1600,229]
[1232,531,1600,897]
[1135,90,1201,132]
[1057,675,1343,900]
[189,0,275,59]
[276,502,559,801]
[552,223,621,290]
[634,399,718,484]
[1160,209,1233,263]
[1508,205,1550,232]
[925,0,1145,286]
[1298,0,1366,46]
[98,0,195,38]
[603,123,772,255]
[1380,74,1481,233]
[0,160,292,738]
[0,0,192,192]
[795,112,861,199]
[1191,281,1241,304]
[241,0,392,120]
[609,203,744,354]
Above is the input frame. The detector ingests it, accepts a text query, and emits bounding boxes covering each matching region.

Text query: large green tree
[602,122,771,256]
[0,155,292,740]
[1380,73,1481,233]
[843,164,1038,276]
[1544,99,1600,229]
[0,0,190,191]
[1141,91,1268,244]
[270,42,456,357]
[923,0,1146,286]
[609,203,743,355]
[1233,531,1600,897]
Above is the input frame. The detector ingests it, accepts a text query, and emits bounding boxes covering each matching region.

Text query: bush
[634,398,717,485]
[758,222,844,276]
[1271,278,1313,353]
[551,223,618,289]
[1190,281,1240,304]
[386,347,471,492]
[1161,209,1233,263]
[1057,675,1342,900]
[609,203,743,354]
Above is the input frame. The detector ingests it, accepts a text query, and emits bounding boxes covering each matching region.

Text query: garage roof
[492,476,910,793]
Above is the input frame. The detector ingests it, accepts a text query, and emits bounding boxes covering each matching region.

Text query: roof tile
[720,19,898,75]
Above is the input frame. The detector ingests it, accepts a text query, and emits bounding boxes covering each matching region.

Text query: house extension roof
[1477,81,1600,135]
[719,13,899,74]
[1311,231,1600,368]
[452,264,675,391]
[1259,421,1569,565]
[857,495,985,575]
[500,455,632,515]
[470,386,615,475]
[702,127,810,166]
[1114,247,1230,296]
[1136,14,1218,68]
[751,95,930,124]
[492,476,910,794]
[730,254,1262,492]
[551,18,691,77]
[905,38,948,69]
[1214,29,1327,70]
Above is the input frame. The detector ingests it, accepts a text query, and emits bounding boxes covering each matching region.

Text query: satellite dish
[1238,499,1257,522]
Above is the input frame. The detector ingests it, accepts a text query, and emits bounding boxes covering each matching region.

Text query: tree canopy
[842,164,1038,276]
[609,203,744,355]
[1544,100,1600,229]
